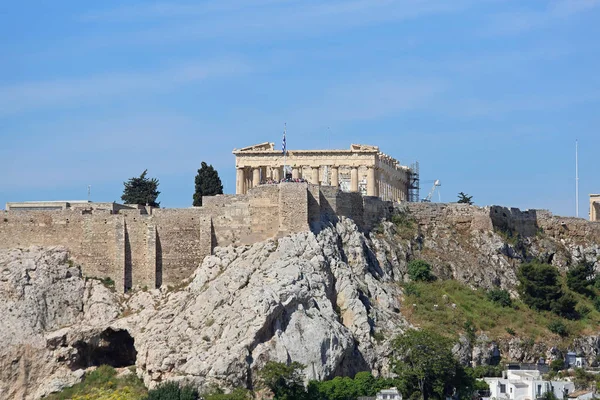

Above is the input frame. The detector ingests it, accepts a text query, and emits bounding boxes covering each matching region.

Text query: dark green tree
[258,361,307,400]
[193,162,224,206]
[146,381,199,400]
[517,262,577,319]
[121,169,160,207]
[407,260,435,282]
[486,289,512,307]
[392,329,474,400]
[566,262,596,298]
[457,192,473,205]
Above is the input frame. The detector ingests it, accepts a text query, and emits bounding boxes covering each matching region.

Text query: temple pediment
[350,144,379,152]
[235,142,275,152]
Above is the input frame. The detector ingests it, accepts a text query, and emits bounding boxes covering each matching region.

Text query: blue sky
[1,0,599,217]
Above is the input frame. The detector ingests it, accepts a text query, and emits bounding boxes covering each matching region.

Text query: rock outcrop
[0,247,121,399]
[2,204,600,398]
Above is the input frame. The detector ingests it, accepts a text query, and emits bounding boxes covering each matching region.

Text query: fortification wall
[202,195,251,246]
[152,208,212,286]
[0,210,123,288]
[403,203,493,232]
[279,183,309,234]
[0,184,402,292]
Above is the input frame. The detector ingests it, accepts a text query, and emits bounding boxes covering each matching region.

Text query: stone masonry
[0,183,390,292]
[233,142,413,202]
[3,183,599,294]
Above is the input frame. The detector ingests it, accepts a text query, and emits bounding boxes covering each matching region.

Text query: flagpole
[576,139,579,218]
[283,123,287,179]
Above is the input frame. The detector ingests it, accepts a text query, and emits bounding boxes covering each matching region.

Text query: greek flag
[282,125,287,155]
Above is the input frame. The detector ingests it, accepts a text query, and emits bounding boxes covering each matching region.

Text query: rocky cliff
[2,204,600,399]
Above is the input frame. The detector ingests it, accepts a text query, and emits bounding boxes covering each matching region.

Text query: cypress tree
[193,162,224,206]
[121,169,160,207]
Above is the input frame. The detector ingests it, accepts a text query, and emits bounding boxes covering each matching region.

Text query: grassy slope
[44,365,147,400]
[401,280,600,345]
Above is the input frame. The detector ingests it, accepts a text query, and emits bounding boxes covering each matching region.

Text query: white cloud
[0,58,250,116]
[76,0,476,46]
[485,0,600,36]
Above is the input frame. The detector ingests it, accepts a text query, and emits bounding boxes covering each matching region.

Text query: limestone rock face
[130,218,408,389]
[0,247,121,400]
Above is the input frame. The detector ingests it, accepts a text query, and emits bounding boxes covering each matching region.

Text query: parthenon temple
[233,142,415,202]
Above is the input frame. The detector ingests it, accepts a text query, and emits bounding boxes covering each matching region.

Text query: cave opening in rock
[71,328,137,369]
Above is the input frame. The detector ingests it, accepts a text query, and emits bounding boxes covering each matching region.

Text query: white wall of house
[484,370,575,400]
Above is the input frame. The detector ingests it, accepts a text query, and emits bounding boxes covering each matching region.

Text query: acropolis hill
[1,143,599,294]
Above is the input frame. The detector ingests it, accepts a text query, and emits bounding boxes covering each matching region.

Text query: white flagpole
[283,123,287,179]
[576,139,579,218]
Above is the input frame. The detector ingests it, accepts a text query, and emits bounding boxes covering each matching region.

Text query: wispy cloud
[485,0,600,36]
[76,0,477,46]
[0,58,249,116]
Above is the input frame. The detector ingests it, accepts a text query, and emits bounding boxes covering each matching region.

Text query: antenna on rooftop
[87,185,91,202]
[576,139,579,218]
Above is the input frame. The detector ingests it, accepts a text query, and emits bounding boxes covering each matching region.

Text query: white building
[377,387,402,400]
[484,370,575,400]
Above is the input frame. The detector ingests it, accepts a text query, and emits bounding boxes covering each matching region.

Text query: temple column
[331,166,339,187]
[260,166,267,182]
[236,167,245,194]
[273,167,281,181]
[292,166,300,180]
[245,168,252,190]
[350,167,359,192]
[311,166,320,185]
[252,167,261,187]
[367,166,377,196]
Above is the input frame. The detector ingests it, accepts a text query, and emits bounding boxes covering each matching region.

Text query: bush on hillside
[547,320,568,337]
[517,262,577,319]
[550,358,565,372]
[486,289,512,307]
[407,260,435,282]
[567,262,596,298]
[146,381,199,400]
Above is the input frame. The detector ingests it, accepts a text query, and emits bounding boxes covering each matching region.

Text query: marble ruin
[233,142,413,202]
[591,194,600,222]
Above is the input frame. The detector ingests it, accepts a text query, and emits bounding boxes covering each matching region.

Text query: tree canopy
[193,162,224,206]
[258,361,307,400]
[566,262,596,298]
[121,169,160,207]
[517,262,577,319]
[407,260,435,282]
[391,329,474,400]
[457,192,473,205]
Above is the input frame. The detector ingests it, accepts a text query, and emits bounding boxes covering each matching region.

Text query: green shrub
[146,382,199,400]
[594,298,600,313]
[567,262,596,298]
[204,388,251,400]
[487,289,512,307]
[550,358,565,372]
[505,327,516,336]
[547,320,568,337]
[407,260,434,282]
[517,262,577,319]
[403,282,421,297]
[577,304,591,318]
[100,277,116,289]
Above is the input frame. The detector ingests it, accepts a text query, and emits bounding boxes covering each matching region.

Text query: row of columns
[236,165,405,200]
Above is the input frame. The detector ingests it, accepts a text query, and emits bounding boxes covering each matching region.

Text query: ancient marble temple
[233,142,413,202]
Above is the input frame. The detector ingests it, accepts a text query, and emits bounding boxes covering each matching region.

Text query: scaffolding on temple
[408,161,420,203]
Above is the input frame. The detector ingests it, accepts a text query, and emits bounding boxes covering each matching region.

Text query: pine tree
[193,162,224,206]
[457,192,474,205]
[121,169,160,207]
